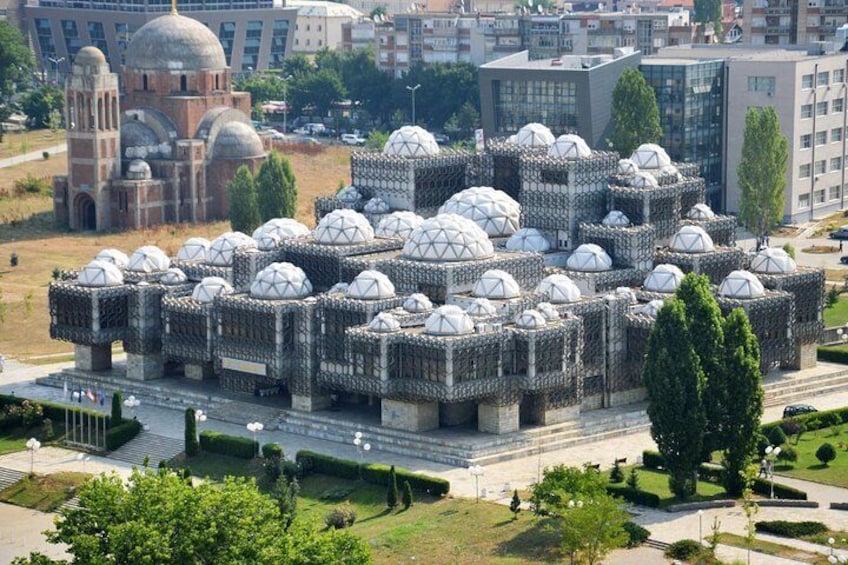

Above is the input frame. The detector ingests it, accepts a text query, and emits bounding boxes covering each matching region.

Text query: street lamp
[469,464,484,503]
[282,74,293,134]
[764,445,782,499]
[247,421,264,456]
[47,56,64,84]
[26,438,41,475]
[352,431,371,462]
[406,83,421,125]
[123,395,140,420]
[698,509,704,546]
[195,409,207,442]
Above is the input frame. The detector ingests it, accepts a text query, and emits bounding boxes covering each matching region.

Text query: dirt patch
[802,245,840,254]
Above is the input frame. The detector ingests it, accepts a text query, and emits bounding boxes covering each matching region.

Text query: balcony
[821,6,846,14]
[765,26,791,33]
[764,6,792,14]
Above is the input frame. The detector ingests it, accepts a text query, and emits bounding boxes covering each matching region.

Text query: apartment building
[743,0,848,46]
[288,0,361,53]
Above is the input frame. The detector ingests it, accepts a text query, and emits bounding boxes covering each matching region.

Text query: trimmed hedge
[262,442,283,459]
[0,393,108,427]
[296,450,359,480]
[606,484,661,507]
[106,419,142,451]
[751,477,807,500]
[199,430,257,460]
[642,450,665,470]
[817,346,848,364]
[755,520,828,537]
[697,464,725,484]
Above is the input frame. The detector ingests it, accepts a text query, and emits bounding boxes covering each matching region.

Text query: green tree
[737,106,788,240]
[529,464,607,516]
[560,493,629,565]
[642,298,705,498]
[402,480,413,510]
[227,165,261,233]
[275,475,299,531]
[289,69,346,118]
[816,443,837,466]
[21,84,64,129]
[693,0,722,32]
[509,489,521,520]
[185,407,199,457]
[609,68,662,157]
[0,21,34,142]
[386,465,399,509]
[720,309,764,496]
[256,151,297,221]
[365,130,388,151]
[111,392,122,424]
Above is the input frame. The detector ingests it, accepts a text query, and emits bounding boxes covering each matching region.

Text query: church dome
[78,260,124,287]
[177,237,210,262]
[346,270,396,300]
[439,186,520,237]
[191,276,233,303]
[548,134,591,159]
[513,123,555,147]
[74,46,107,68]
[125,13,227,72]
[403,292,433,313]
[719,270,765,299]
[630,143,672,170]
[670,225,715,254]
[250,262,312,300]
[213,122,264,160]
[207,232,256,266]
[536,274,581,303]
[515,309,547,329]
[506,228,551,253]
[403,214,494,262]
[95,248,129,269]
[126,159,152,180]
[314,209,374,245]
[424,305,474,336]
[376,211,424,240]
[127,246,170,272]
[566,243,613,272]
[643,264,685,293]
[383,126,440,157]
[750,247,797,274]
[466,297,497,318]
[473,269,521,299]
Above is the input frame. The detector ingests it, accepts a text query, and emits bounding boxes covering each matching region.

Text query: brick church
[53,9,267,231]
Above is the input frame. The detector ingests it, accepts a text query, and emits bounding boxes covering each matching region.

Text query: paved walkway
[0,142,66,169]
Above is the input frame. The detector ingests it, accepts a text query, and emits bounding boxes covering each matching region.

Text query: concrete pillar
[477,402,519,434]
[126,353,163,380]
[781,342,818,370]
[184,363,214,380]
[382,399,439,432]
[75,344,112,371]
[291,393,331,412]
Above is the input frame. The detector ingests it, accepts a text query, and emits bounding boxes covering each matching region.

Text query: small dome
[618,158,639,175]
[566,243,613,272]
[424,305,474,336]
[369,312,401,333]
[687,203,716,220]
[403,214,494,262]
[643,264,685,293]
[161,268,188,285]
[466,297,498,317]
[439,186,520,237]
[95,248,129,269]
[337,185,361,203]
[670,225,715,254]
[513,123,555,147]
[629,171,658,188]
[602,210,630,227]
[207,232,256,266]
[376,211,424,240]
[403,293,433,313]
[126,159,152,180]
[473,269,521,299]
[73,46,107,67]
[364,197,389,214]
[614,286,637,304]
[536,302,560,321]
[638,299,666,318]
[255,233,281,251]
[252,218,310,242]
[536,274,581,303]
[719,270,765,299]
[346,270,395,300]
[78,260,124,287]
[660,164,680,179]
[213,121,265,160]
[125,13,227,72]
[630,143,672,169]
[328,282,349,294]
[750,248,797,274]
[177,237,210,262]
[191,276,233,303]
[127,246,170,272]
[313,209,375,245]
[383,126,440,157]
[514,309,547,329]
[506,228,551,253]
[250,262,312,300]
[548,134,591,159]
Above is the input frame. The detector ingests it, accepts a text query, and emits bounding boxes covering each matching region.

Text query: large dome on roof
[95,248,129,269]
[74,46,107,68]
[719,270,765,299]
[207,232,256,266]
[376,211,424,240]
[630,143,672,170]
[177,237,210,262]
[618,158,639,175]
[364,198,389,214]
[513,123,555,147]
[403,214,494,262]
[213,121,265,160]
[314,209,374,245]
[536,274,581,303]
[191,276,233,303]
[548,134,591,159]
[566,243,613,272]
[250,262,312,300]
[643,264,685,293]
[78,260,124,287]
[506,228,550,253]
[536,302,560,321]
[670,225,715,253]
[438,186,520,237]
[383,126,440,157]
[127,246,170,272]
[424,305,474,336]
[473,269,521,299]
[750,248,797,274]
[347,270,396,300]
[125,13,227,72]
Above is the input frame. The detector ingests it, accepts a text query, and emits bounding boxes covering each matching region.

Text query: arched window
[142,74,148,90]
[180,75,187,92]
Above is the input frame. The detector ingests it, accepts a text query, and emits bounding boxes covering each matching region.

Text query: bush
[767,425,787,447]
[777,446,798,463]
[42,150,49,160]
[609,460,624,483]
[41,418,54,441]
[386,465,399,509]
[642,450,665,470]
[626,467,640,491]
[697,463,725,484]
[262,442,283,460]
[0,394,103,426]
[296,450,359,480]
[106,419,142,451]
[606,484,661,507]
[623,521,651,548]
[817,346,848,364]
[13,174,49,195]
[325,503,356,529]
[750,478,807,500]
[816,442,837,466]
[360,462,450,497]
[664,539,702,561]
[780,419,804,438]
[199,430,257,460]
[755,520,828,538]
[111,392,122,424]
[403,481,414,510]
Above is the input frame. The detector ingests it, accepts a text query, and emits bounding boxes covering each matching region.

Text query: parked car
[782,404,818,419]
[434,133,450,145]
[841,255,848,265]
[341,133,366,146]
[829,227,848,239]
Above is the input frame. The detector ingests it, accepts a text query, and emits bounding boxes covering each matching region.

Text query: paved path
[0,142,66,169]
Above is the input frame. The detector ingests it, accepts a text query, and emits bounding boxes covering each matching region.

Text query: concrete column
[477,402,520,435]
[292,394,331,412]
[781,342,818,370]
[184,363,214,380]
[126,352,163,380]
[382,398,439,432]
[75,344,112,371]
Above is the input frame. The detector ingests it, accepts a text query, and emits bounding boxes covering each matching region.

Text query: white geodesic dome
[719,270,765,299]
[515,309,547,329]
[376,211,424,240]
[369,312,401,333]
[249,262,312,300]
[346,270,395,300]
[191,276,233,303]
[661,164,680,179]
[328,282,349,294]
[403,214,494,262]
[95,248,129,269]
[548,134,592,159]
[364,198,389,215]
[383,126,440,157]
[424,304,474,336]
[513,122,555,147]
[602,210,630,227]
[403,292,433,313]
[536,274,581,303]
[255,233,281,251]
[160,267,188,285]
[536,302,560,321]
[630,143,672,170]
[687,203,716,220]
[750,248,797,274]
[313,209,374,245]
[438,186,520,237]
[618,158,639,175]
[336,185,362,203]
[506,228,551,253]
[638,299,666,318]
[207,231,256,266]
[252,218,310,241]
[177,237,210,262]
[670,225,715,253]
[614,286,637,304]
[629,171,658,188]
[466,297,498,317]
[473,269,521,299]
[127,245,171,272]
[78,260,124,287]
[566,243,613,272]
[643,264,685,293]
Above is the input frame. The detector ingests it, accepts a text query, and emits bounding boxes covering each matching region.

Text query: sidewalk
[0,142,67,169]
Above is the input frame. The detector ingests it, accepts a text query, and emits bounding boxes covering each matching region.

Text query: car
[830,227,848,239]
[341,133,366,146]
[782,404,818,419]
[434,133,450,145]
[841,255,848,265]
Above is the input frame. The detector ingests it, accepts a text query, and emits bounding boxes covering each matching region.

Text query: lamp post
[76,452,91,473]
[469,464,484,503]
[282,74,293,134]
[123,395,140,420]
[406,83,421,125]
[47,56,64,84]
[764,444,781,499]
[195,409,207,443]
[247,421,264,456]
[352,431,371,462]
[698,509,704,545]
[26,438,41,475]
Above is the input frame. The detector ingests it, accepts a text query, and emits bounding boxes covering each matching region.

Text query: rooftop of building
[652,43,848,63]
[287,0,362,18]
[481,49,638,71]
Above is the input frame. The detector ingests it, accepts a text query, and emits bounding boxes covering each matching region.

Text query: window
[816,130,827,145]
[830,185,841,200]
[835,128,844,142]
[818,71,830,86]
[802,74,814,89]
[802,103,813,118]
[835,97,844,113]
[748,76,776,93]
[800,163,812,178]
[817,101,829,116]
[815,189,826,204]
[815,159,827,175]
[799,193,811,208]
[832,156,843,171]
[801,133,812,148]
[835,69,845,84]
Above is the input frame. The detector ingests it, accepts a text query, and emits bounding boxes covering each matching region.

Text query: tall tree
[642,298,705,498]
[609,68,662,157]
[0,21,34,141]
[721,308,764,496]
[22,83,64,129]
[184,407,199,457]
[289,69,346,118]
[560,492,629,565]
[386,465,399,509]
[227,165,261,233]
[256,152,297,221]
[737,106,788,239]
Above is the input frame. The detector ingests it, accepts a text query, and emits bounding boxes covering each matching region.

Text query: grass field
[0,471,88,512]
[775,427,848,488]
[0,129,65,161]
[824,297,848,327]
[628,467,729,507]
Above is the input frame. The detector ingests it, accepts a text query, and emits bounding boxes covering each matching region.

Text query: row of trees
[228,152,297,233]
[642,273,764,498]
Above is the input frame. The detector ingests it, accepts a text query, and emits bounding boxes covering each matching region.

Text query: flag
[99,390,105,406]
[86,388,96,403]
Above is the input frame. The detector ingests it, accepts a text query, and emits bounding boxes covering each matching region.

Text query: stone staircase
[762,365,848,407]
[108,431,185,467]
[61,496,81,511]
[0,466,25,492]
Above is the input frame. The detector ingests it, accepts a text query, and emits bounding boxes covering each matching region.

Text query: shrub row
[750,477,807,500]
[295,450,450,496]
[105,419,142,451]
[754,520,828,537]
[817,346,848,364]
[199,430,257,460]
[0,393,108,427]
[606,484,661,507]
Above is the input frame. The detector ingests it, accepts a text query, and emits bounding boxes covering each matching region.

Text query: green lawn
[629,467,730,507]
[0,424,65,455]
[0,471,89,512]
[718,533,824,563]
[824,298,848,327]
[775,427,848,488]
[176,451,263,484]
